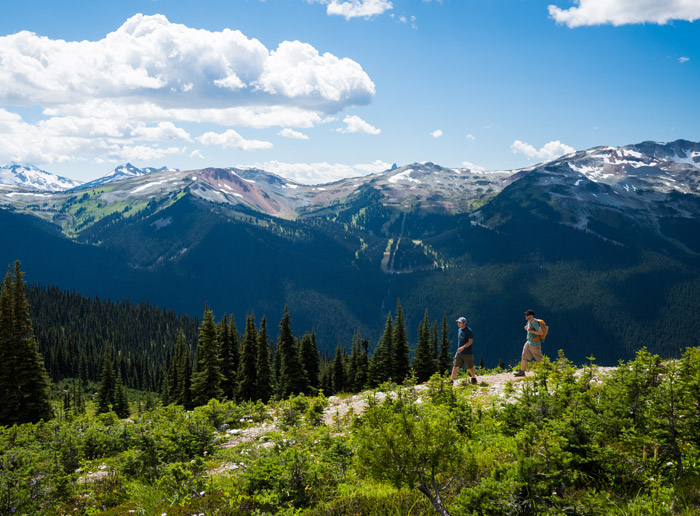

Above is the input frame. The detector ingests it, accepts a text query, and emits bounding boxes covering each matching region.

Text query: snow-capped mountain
[0,163,82,191]
[77,163,179,190]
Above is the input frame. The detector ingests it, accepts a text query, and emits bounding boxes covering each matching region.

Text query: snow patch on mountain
[0,163,82,191]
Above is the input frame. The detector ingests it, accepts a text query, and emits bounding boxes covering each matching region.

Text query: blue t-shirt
[457,327,474,355]
[526,319,541,345]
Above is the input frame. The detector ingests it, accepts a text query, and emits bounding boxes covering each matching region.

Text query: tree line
[2,261,466,425]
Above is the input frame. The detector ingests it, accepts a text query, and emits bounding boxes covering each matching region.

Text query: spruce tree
[300,331,320,392]
[114,372,130,418]
[218,314,237,400]
[332,343,346,394]
[256,316,274,402]
[97,348,117,414]
[439,314,451,375]
[167,330,187,405]
[238,313,259,401]
[393,300,410,383]
[0,262,52,425]
[191,306,224,406]
[414,310,436,383]
[368,314,393,387]
[277,306,308,398]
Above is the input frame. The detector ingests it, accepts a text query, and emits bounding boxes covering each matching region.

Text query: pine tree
[256,316,274,402]
[97,348,117,414]
[439,314,451,375]
[219,315,238,400]
[218,314,237,400]
[238,313,258,401]
[368,314,393,387]
[0,262,52,425]
[393,300,410,383]
[300,331,320,392]
[167,330,187,405]
[191,305,224,406]
[182,352,193,410]
[114,372,130,418]
[277,306,308,398]
[414,310,436,383]
[332,343,346,394]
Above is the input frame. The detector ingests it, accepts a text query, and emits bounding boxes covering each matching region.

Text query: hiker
[451,317,477,384]
[514,309,544,377]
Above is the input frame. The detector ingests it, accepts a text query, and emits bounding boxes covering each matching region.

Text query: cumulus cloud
[189,149,205,159]
[279,128,310,140]
[198,130,273,151]
[250,159,391,184]
[0,107,191,165]
[548,0,700,27]
[461,161,486,172]
[310,0,393,20]
[337,115,381,134]
[511,140,576,161]
[431,129,443,138]
[0,14,375,165]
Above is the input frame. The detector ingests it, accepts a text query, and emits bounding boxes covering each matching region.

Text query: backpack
[532,319,548,342]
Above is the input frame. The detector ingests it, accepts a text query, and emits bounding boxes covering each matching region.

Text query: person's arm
[459,338,473,352]
[528,321,543,336]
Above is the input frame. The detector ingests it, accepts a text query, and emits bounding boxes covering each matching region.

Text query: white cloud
[250,159,391,184]
[198,130,273,151]
[0,14,376,166]
[511,140,576,161]
[431,129,443,138]
[279,128,310,140]
[189,149,205,159]
[679,56,690,63]
[548,0,700,27]
[310,0,393,20]
[338,115,381,134]
[465,134,476,141]
[462,161,485,172]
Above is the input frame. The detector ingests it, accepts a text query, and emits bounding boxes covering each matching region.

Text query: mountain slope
[0,163,82,191]
[1,139,699,364]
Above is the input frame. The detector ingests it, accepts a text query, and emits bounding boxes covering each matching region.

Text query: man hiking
[451,317,477,384]
[514,309,544,377]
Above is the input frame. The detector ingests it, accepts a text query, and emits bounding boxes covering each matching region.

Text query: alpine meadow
[1,1,700,515]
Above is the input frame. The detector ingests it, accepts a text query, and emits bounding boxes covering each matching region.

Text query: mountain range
[1,139,699,365]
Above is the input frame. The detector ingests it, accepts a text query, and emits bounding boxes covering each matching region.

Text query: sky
[1,0,699,184]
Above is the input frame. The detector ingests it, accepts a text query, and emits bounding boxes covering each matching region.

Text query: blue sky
[1,0,699,183]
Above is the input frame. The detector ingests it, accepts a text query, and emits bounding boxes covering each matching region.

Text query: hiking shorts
[453,353,474,369]
[522,342,543,362]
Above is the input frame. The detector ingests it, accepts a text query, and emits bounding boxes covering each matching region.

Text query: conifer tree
[256,316,274,402]
[97,348,117,414]
[0,262,52,425]
[114,372,130,418]
[182,352,193,410]
[191,305,224,406]
[277,306,308,397]
[300,331,320,392]
[238,313,259,401]
[167,330,187,405]
[368,313,393,387]
[439,314,451,375]
[219,315,239,400]
[356,337,370,391]
[393,300,410,383]
[414,310,436,383]
[332,343,347,394]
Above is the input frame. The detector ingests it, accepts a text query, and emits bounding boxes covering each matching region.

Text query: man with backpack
[514,309,546,377]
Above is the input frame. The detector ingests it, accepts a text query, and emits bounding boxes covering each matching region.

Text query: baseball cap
[456,317,467,323]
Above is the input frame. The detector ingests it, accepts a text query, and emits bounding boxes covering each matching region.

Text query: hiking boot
[471,376,478,385]
[513,370,526,377]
